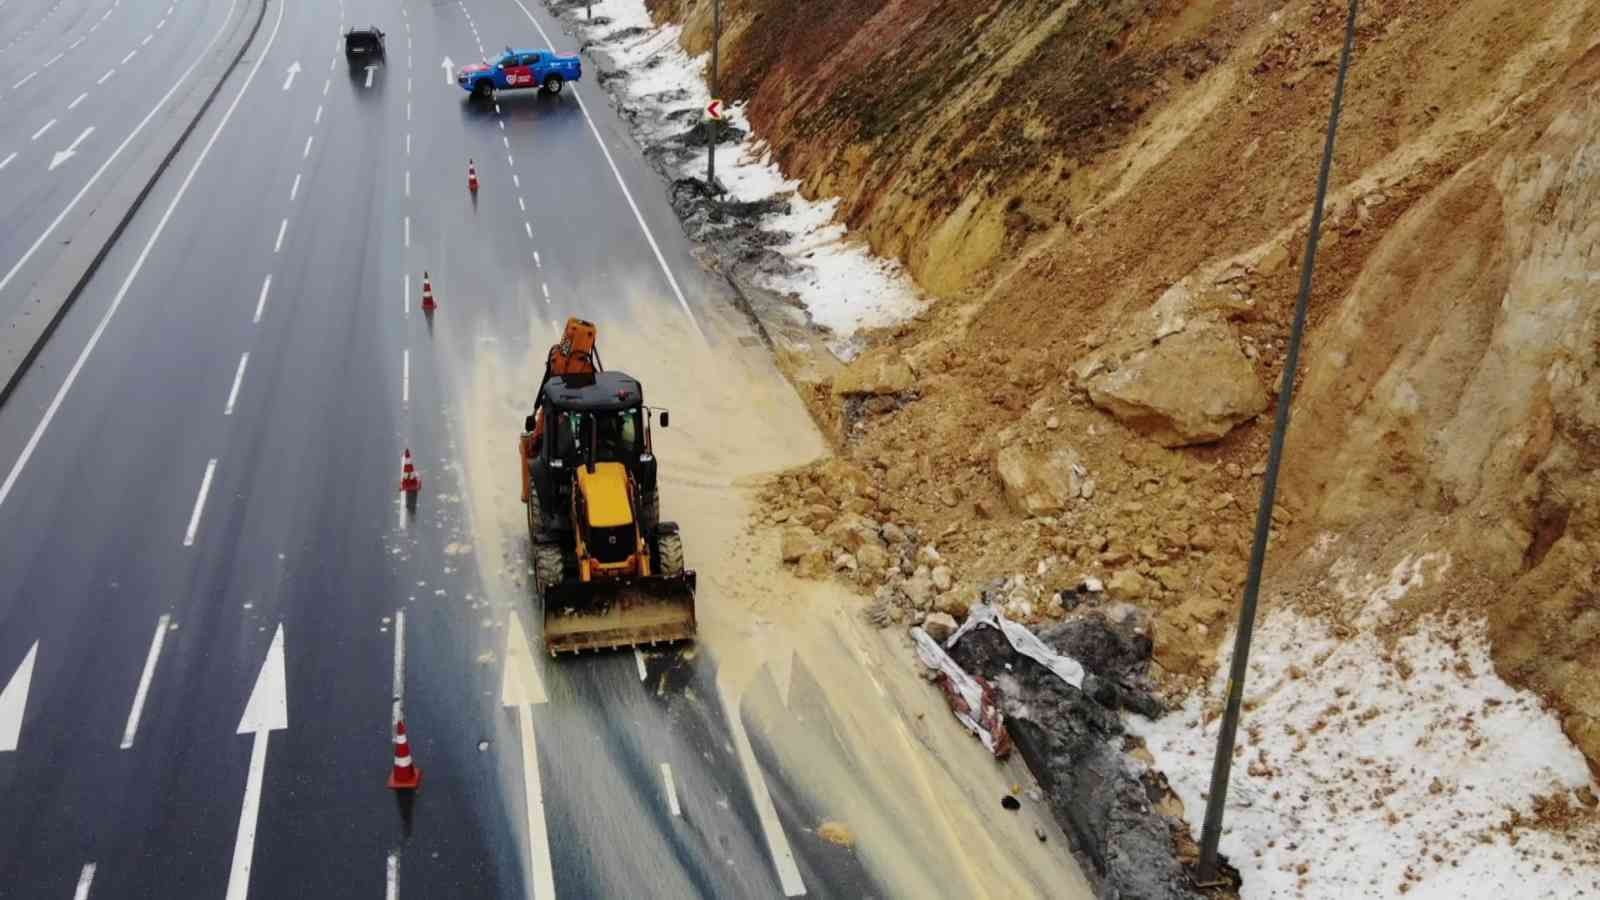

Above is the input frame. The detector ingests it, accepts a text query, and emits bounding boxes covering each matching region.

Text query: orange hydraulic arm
[520,318,601,503]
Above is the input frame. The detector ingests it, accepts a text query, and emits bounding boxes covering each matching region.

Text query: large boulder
[832,347,916,396]
[995,445,1085,515]
[1086,321,1269,446]
[780,526,821,563]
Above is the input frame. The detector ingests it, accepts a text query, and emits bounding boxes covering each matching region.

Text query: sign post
[706,0,721,193]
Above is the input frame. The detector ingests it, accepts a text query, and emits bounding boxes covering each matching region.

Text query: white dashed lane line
[11,72,37,90]
[253,274,271,323]
[30,119,55,141]
[273,218,287,253]
[44,52,63,66]
[121,49,136,65]
[97,69,114,84]
[224,352,249,415]
[182,459,218,547]
[0,152,15,171]
[302,135,313,158]
[289,172,300,201]
[68,92,87,110]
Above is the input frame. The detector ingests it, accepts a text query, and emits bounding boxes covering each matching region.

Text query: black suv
[344,26,385,62]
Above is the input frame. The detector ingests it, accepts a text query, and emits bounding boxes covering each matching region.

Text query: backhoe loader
[518,320,696,655]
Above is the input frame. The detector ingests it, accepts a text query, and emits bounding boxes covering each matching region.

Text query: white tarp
[911,626,1008,756]
[947,603,1086,689]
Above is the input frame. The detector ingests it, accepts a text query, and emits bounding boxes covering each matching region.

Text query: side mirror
[659,410,670,428]
[524,414,537,434]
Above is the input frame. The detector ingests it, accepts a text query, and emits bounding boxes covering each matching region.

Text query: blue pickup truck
[458,48,581,99]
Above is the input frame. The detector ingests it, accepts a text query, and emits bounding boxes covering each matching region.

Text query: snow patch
[1128,551,1600,898]
[581,4,923,336]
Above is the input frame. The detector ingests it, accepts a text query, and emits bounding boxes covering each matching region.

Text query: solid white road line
[403,216,410,248]
[30,118,55,141]
[224,352,248,415]
[502,613,553,895]
[120,614,171,748]
[0,642,39,752]
[392,608,406,725]
[182,459,217,546]
[401,349,409,405]
[96,68,114,84]
[121,49,136,64]
[0,152,15,172]
[716,673,806,896]
[386,851,399,900]
[274,218,287,252]
[227,624,288,900]
[302,135,312,158]
[73,863,96,900]
[289,172,300,201]
[510,0,704,336]
[635,648,647,681]
[68,91,87,110]
[253,274,271,323]
[0,0,243,302]
[660,763,681,816]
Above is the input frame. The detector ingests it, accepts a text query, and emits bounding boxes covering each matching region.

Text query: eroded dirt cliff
[642,0,1600,774]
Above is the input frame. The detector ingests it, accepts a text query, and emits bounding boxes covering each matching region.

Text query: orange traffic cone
[399,448,421,494]
[387,720,422,790]
[467,159,479,193]
[420,272,436,311]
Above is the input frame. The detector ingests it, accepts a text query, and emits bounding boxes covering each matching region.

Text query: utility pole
[706,0,720,193]
[1194,0,1359,883]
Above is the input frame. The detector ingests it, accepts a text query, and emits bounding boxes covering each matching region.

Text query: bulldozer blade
[543,572,698,655]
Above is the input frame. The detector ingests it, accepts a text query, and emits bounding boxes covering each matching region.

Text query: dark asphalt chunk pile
[946,599,1212,900]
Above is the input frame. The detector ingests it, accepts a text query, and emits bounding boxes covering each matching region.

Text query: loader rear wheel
[533,542,565,593]
[656,531,685,577]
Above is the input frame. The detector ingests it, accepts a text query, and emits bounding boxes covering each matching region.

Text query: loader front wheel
[533,542,565,593]
[656,531,685,577]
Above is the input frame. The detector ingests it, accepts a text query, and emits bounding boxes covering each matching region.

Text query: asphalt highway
[0,0,889,896]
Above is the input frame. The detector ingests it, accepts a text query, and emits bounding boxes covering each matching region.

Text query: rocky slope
[643,0,1600,777]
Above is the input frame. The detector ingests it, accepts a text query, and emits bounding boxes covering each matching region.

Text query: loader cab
[527,371,660,534]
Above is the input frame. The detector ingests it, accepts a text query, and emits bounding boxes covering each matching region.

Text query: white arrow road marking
[73,862,96,899]
[182,459,217,546]
[281,59,300,91]
[49,126,94,170]
[716,672,806,896]
[770,650,794,709]
[120,614,171,748]
[502,612,553,898]
[365,65,375,88]
[660,763,680,817]
[0,642,39,752]
[440,55,453,84]
[226,624,288,900]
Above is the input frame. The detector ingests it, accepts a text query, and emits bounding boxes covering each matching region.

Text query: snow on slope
[1128,551,1600,898]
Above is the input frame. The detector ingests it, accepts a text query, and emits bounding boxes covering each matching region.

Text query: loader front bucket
[542,572,698,655]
